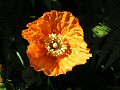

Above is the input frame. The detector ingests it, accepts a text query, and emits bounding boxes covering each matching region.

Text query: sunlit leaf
[0,83,7,90]
[92,23,111,38]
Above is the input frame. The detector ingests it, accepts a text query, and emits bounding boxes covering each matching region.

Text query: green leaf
[0,83,7,90]
[29,16,36,19]
[92,23,111,38]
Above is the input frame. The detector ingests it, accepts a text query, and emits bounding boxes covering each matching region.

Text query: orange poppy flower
[22,10,92,76]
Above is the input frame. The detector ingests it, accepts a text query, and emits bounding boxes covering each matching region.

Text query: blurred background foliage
[0,0,120,90]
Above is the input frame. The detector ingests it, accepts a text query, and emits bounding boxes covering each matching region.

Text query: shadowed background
[0,0,120,90]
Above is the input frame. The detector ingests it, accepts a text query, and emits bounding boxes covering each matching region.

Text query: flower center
[52,42,58,48]
[45,33,68,57]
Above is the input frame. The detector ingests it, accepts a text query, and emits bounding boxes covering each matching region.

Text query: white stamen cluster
[45,33,68,57]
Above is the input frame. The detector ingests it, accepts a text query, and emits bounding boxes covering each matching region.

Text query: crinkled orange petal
[30,55,57,72]
[27,44,57,71]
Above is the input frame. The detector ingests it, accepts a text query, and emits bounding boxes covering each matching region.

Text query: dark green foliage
[96,0,120,70]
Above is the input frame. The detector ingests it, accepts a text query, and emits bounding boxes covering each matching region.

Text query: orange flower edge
[22,10,92,76]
